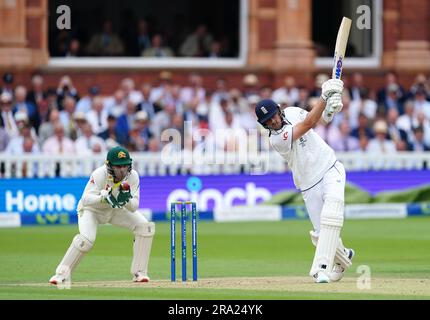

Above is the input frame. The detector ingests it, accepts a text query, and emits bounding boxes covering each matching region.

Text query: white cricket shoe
[313,270,330,283]
[330,248,355,282]
[133,272,150,283]
[49,274,68,285]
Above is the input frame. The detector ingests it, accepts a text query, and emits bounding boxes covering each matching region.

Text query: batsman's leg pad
[310,230,319,247]
[310,231,352,269]
[55,234,93,277]
[309,197,344,277]
[131,222,155,275]
[334,238,352,269]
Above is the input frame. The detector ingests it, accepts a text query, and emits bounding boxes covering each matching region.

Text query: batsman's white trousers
[301,161,346,233]
[78,209,148,243]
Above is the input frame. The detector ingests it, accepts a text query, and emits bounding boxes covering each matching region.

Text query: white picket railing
[0,151,429,178]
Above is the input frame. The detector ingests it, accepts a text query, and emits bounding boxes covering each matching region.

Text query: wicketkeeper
[255,79,354,283]
[49,146,155,285]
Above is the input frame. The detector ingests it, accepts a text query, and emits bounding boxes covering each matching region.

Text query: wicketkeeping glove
[116,188,132,207]
[101,188,121,208]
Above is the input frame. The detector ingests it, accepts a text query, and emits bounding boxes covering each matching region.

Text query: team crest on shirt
[283,132,289,141]
[299,136,307,148]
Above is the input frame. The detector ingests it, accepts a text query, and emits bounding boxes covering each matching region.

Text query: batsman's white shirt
[269,107,337,191]
[77,165,140,215]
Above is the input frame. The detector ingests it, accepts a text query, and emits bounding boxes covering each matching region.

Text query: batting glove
[321,79,344,102]
[325,93,343,115]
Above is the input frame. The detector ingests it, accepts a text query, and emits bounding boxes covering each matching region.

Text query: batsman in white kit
[255,79,354,283]
[49,146,155,285]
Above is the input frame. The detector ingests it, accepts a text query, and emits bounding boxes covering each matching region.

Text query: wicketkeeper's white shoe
[49,274,68,285]
[330,248,355,282]
[313,270,330,283]
[133,272,150,283]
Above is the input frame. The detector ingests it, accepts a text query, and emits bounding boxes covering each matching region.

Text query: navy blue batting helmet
[255,99,280,126]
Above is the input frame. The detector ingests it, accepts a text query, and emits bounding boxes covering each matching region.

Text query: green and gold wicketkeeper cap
[106,146,132,166]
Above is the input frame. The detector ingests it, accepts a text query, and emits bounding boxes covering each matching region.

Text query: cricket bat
[328,17,352,116]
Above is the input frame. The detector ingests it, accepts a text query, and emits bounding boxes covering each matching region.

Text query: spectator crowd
[1,70,430,171]
[53,19,234,59]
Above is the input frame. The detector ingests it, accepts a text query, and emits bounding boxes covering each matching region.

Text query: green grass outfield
[0,217,430,300]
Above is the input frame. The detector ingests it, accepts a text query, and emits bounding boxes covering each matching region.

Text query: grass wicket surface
[1,217,429,299]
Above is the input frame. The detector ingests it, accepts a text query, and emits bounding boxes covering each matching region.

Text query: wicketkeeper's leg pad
[309,197,344,277]
[131,222,155,275]
[55,234,93,277]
